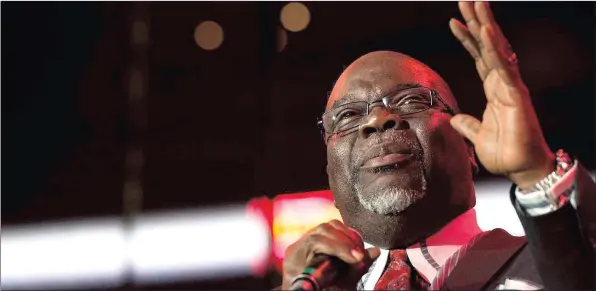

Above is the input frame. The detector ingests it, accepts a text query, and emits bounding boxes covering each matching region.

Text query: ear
[466,140,479,175]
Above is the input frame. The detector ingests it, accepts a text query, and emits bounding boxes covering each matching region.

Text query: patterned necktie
[430,232,488,290]
[374,250,412,290]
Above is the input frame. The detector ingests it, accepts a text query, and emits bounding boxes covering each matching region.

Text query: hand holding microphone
[281,220,381,290]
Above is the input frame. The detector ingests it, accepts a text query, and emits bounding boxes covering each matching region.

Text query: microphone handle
[291,254,349,291]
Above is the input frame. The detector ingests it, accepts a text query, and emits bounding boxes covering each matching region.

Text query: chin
[356,187,425,215]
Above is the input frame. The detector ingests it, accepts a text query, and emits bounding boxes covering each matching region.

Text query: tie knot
[389,249,408,261]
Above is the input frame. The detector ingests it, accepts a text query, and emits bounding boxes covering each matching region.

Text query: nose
[358,107,407,139]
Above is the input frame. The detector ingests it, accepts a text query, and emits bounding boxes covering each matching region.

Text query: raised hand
[448,1,554,189]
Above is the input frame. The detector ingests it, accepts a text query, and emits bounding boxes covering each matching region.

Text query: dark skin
[281,2,554,290]
[326,51,478,249]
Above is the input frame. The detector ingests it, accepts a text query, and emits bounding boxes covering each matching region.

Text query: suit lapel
[441,228,526,291]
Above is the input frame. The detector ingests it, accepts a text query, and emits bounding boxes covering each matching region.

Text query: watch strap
[515,162,578,216]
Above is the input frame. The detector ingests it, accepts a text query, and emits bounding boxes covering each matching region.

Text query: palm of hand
[474,70,542,176]
[449,2,553,187]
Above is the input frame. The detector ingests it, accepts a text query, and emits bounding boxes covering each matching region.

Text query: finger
[305,234,364,264]
[475,2,496,27]
[449,18,489,79]
[480,25,520,87]
[458,1,482,45]
[475,2,506,40]
[365,247,381,262]
[281,231,364,290]
[348,247,381,276]
[475,2,510,54]
[327,220,365,247]
[327,220,352,237]
[450,114,481,144]
[311,223,364,260]
[332,246,382,289]
[449,18,481,60]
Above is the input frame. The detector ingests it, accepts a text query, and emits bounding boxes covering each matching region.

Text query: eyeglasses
[317,86,457,136]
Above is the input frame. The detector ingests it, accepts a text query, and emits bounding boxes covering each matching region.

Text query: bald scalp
[327,51,460,112]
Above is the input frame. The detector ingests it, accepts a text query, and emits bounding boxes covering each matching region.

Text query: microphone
[290,254,349,291]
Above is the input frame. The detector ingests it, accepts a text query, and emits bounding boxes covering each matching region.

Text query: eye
[398,93,427,104]
[395,94,430,113]
[335,109,360,121]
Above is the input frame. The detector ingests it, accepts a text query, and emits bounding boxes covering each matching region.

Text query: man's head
[324,51,478,249]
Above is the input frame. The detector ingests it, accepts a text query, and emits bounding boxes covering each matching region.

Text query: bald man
[279,2,595,290]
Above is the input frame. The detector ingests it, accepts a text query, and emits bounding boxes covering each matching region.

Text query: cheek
[413,114,464,162]
[427,115,452,151]
[327,135,353,165]
[327,133,340,148]
[326,136,355,189]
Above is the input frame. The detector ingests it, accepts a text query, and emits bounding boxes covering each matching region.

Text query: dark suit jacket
[444,163,595,290]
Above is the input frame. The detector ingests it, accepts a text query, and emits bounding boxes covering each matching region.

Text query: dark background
[2,1,594,289]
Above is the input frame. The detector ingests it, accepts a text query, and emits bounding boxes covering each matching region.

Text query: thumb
[365,247,381,261]
[450,114,481,144]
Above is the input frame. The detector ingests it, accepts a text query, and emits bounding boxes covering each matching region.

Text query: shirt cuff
[514,161,578,216]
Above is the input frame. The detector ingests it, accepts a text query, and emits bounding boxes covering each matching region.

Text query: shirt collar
[408,208,482,282]
[363,208,482,284]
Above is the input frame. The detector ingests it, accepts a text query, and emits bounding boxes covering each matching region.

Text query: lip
[360,153,413,169]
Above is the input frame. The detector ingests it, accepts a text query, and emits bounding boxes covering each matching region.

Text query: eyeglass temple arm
[432,90,458,115]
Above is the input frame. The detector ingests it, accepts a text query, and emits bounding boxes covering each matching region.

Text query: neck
[350,199,473,249]
[414,208,481,247]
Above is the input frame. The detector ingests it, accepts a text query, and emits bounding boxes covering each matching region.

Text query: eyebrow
[330,83,423,109]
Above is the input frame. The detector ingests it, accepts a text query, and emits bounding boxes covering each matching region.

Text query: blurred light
[0,179,525,289]
[128,68,145,100]
[130,206,270,285]
[1,218,127,290]
[131,20,149,46]
[194,20,224,50]
[276,26,288,52]
[280,2,311,32]
[271,191,341,270]
[246,197,274,275]
[1,206,270,289]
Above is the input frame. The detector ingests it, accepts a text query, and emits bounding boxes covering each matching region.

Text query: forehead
[327,56,445,110]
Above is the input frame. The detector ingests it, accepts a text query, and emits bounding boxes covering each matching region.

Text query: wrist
[510,151,555,190]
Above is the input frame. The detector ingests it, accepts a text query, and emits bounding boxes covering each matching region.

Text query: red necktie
[374,250,412,290]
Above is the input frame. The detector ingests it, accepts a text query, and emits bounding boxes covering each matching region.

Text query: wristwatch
[516,149,576,212]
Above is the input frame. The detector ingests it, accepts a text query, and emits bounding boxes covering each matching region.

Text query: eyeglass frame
[316,85,458,139]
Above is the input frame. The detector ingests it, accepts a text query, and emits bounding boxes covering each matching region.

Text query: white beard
[354,173,427,215]
[355,187,414,215]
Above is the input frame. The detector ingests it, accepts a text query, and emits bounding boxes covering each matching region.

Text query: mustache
[350,132,420,174]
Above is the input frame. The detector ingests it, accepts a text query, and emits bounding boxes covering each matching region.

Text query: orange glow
[271,190,342,270]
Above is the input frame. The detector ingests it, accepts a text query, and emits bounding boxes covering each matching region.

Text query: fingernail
[351,249,364,260]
